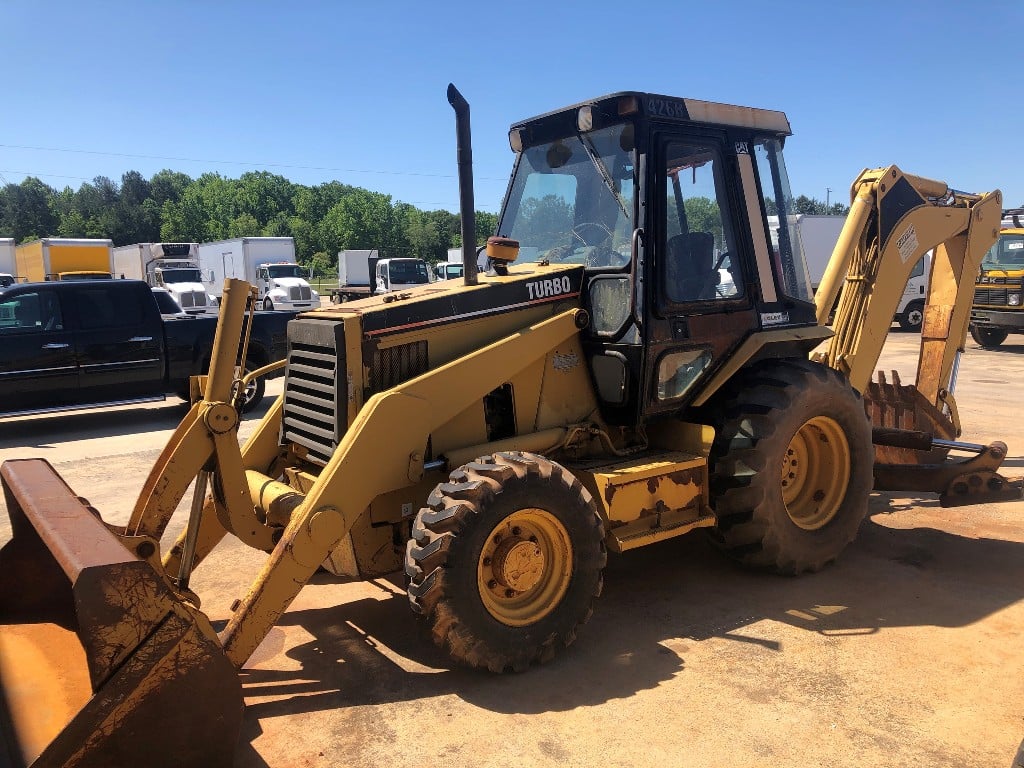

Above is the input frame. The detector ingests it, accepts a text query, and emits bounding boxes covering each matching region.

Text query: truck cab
[970,221,1024,347]
[433,261,464,281]
[151,260,212,315]
[374,257,430,294]
[255,262,320,311]
[493,92,816,425]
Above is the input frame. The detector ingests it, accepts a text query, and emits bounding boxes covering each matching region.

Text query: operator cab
[495,92,818,425]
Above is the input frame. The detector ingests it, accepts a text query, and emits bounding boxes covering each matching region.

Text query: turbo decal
[526,276,572,300]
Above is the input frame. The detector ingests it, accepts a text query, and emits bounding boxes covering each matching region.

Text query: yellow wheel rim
[781,416,851,531]
[478,508,572,627]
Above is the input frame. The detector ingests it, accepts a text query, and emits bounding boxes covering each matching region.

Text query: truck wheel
[898,300,924,331]
[236,361,266,414]
[970,325,1008,348]
[708,359,873,574]
[262,297,274,311]
[406,452,606,673]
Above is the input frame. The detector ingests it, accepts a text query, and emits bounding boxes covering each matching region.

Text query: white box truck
[197,237,318,311]
[112,242,213,315]
[769,214,928,330]
[0,238,14,286]
[332,249,430,302]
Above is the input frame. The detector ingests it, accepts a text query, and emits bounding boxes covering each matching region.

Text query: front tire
[262,297,274,311]
[970,325,1008,348]
[406,452,606,673]
[708,359,873,574]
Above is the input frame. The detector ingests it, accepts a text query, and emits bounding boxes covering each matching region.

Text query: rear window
[75,286,146,329]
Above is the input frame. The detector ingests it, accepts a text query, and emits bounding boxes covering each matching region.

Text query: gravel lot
[0,331,1021,768]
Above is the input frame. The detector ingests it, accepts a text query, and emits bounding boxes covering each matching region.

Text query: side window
[909,256,926,279]
[77,288,143,330]
[0,291,62,332]
[753,139,813,302]
[662,141,742,303]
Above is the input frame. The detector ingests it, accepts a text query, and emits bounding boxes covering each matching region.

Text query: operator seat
[667,231,719,302]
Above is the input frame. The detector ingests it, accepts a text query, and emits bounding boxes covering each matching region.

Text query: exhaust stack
[447,83,478,286]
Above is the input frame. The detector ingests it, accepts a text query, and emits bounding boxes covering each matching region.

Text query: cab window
[661,141,742,303]
[0,291,63,332]
[753,139,813,302]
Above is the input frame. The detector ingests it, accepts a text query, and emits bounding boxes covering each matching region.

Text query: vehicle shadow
[0,395,274,451]
[230,492,1024,761]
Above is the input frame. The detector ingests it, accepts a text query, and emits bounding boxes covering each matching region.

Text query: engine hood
[165,282,206,294]
[271,276,310,289]
[303,261,586,338]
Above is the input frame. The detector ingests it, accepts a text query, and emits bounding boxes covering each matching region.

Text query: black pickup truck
[0,279,293,417]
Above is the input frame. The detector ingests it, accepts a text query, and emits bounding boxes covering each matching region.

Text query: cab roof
[511,91,792,136]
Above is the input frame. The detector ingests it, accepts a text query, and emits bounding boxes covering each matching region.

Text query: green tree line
[0,171,499,276]
[0,171,845,277]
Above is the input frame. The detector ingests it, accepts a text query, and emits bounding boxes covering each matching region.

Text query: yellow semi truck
[13,237,114,282]
[970,209,1024,347]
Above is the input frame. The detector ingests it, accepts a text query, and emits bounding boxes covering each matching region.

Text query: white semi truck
[112,242,213,315]
[197,237,319,311]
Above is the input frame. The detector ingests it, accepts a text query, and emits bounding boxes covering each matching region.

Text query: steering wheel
[571,221,614,247]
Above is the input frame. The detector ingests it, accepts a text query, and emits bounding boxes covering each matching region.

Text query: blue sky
[2,1,1022,215]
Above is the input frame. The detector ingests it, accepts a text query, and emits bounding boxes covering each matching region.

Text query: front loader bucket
[0,459,242,768]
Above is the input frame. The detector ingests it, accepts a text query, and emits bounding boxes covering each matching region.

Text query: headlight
[1009,293,1021,306]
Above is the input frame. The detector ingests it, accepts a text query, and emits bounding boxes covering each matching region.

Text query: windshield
[981,233,1024,272]
[153,291,183,314]
[498,124,635,269]
[266,264,306,279]
[389,260,430,284]
[158,268,202,284]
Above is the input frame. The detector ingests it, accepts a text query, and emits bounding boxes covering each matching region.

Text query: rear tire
[898,300,924,331]
[406,452,606,673]
[708,359,873,574]
[970,325,1008,348]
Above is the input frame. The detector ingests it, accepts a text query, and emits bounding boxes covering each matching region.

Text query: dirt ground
[0,332,1022,768]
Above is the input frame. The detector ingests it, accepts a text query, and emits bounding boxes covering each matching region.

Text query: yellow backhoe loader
[1,85,1018,767]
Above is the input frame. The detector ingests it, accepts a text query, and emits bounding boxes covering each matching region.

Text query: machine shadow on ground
[226,492,1024,758]
[0,396,273,452]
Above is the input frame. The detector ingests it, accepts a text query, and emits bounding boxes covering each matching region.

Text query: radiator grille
[369,341,429,394]
[975,287,1012,306]
[178,290,207,308]
[289,286,313,301]
[282,320,346,466]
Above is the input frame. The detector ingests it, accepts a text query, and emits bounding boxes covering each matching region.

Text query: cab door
[74,283,164,402]
[641,133,758,419]
[0,287,77,412]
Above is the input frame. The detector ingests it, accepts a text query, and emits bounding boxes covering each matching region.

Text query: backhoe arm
[818,166,1001,397]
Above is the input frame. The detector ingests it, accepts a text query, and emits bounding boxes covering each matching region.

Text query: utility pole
[826,187,832,210]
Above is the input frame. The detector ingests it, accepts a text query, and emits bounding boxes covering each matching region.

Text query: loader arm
[218,306,588,665]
